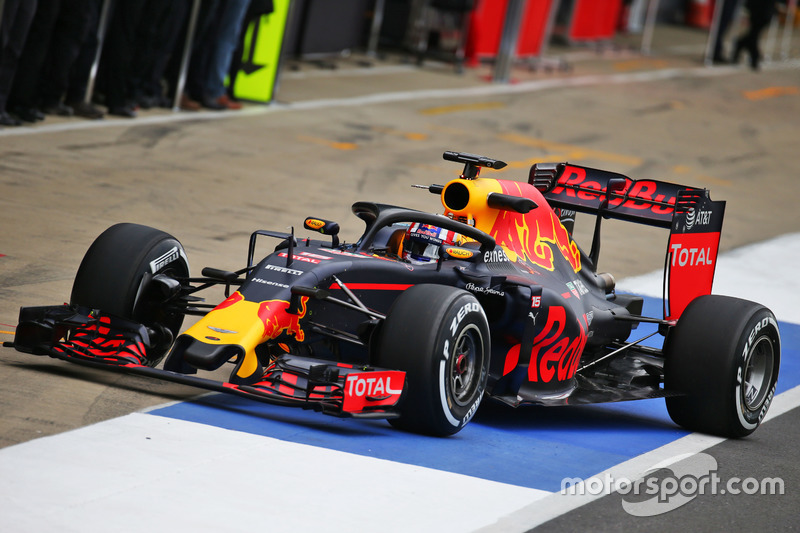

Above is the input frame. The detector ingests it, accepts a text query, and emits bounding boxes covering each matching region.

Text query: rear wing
[534,163,696,228]
[530,163,725,319]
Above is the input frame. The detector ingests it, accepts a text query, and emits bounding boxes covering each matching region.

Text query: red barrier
[686,0,716,29]
[567,0,623,41]
[465,0,554,64]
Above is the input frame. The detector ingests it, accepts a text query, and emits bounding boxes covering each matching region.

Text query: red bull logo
[528,306,587,383]
[257,296,309,341]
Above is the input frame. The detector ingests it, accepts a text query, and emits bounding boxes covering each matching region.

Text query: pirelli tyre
[70,223,190,365]
[376,284,490,436]
[664,295,780,438]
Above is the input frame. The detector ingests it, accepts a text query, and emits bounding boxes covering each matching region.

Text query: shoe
[747,44,762,71]
[66,101,104,120]
[9,106,45,122]
[108,105,137,118]
[731,40,744,64]
[137,95,161,110]
[157,95,173,109]
[201,96,226,110]
[216,94,242,110]
[179,94,201,111]
[0,111,22,126]
[41,102,74,116]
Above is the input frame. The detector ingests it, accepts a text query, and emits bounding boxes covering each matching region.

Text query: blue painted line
[150,296,800,493]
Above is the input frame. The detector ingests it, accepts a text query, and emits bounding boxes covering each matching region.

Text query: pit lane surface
[1,55,799,531]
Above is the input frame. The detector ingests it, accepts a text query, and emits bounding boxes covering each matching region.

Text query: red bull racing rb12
[4,151,780,437]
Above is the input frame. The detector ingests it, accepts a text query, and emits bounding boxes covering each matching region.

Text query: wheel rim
[742,334,775,411]
[449,324,484,406]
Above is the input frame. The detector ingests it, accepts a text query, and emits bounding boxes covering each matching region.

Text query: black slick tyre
[376,284,490,436]
[70,223,190,364]
[664,295,780,438]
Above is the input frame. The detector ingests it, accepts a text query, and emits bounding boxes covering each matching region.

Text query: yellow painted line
[671,165,692,174]
[694,174,732,187]
[497,132,643,167]
[296,135,358,150]
[1,330,14,335]
[425,124,470,136]
[419,101,506,116]
[613,59,670,72]
[743,86,800,101]
[371,126,428,141]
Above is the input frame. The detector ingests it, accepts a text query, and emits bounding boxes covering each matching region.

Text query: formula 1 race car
[5,151,780,438]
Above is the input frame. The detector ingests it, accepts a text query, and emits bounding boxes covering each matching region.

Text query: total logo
[670,243,714,267]
[685,207,712,230]
[345,373,403,397]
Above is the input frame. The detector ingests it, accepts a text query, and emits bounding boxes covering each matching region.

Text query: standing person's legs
[150,0,190,107]
[100,0,147,116]
[7,0,58,119]
[0,0,38,125]
[184,0,223,105]
[734,0,776,70]
[714,0,742,62]
[201,0,250,109]
[64,0,104,118]
[39,0,95,114]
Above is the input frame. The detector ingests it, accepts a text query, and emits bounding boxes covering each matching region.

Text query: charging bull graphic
[257,297,308,342]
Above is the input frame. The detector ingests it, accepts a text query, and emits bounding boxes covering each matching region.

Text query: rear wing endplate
[665,189,726,320]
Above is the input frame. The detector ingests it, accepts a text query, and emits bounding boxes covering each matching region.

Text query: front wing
[6,305,406,419]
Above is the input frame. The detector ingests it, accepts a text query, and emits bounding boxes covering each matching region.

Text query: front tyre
[376,284,490,436]
[70,223,190,365]
[665,295,780,438]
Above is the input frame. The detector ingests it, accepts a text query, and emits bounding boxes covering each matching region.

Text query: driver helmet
[403,223,459,264]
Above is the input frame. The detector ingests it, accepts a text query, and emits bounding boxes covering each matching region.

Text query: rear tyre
[70,223,190,365]
[665,295,780,438]
[376,284,490,436]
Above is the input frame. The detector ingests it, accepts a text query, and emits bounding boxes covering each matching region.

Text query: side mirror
[304,217,340,247]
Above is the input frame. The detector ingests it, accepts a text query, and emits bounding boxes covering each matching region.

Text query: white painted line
[281,64,418,79]
[0,413,548,533]
[0,63,750,139]
[478,384,800,532]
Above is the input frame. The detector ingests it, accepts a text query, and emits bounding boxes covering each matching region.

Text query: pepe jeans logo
[464,282,504,297]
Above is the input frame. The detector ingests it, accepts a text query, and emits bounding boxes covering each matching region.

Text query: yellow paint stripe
[1,330,14,335]
[371,126,428,141]
[694,174,732,187]
[743,86,800,101]
[613,59,670,72]
[297,135,358,150]
[419,101,506,115]
[671,165,692,174]
[497,132,642,167]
